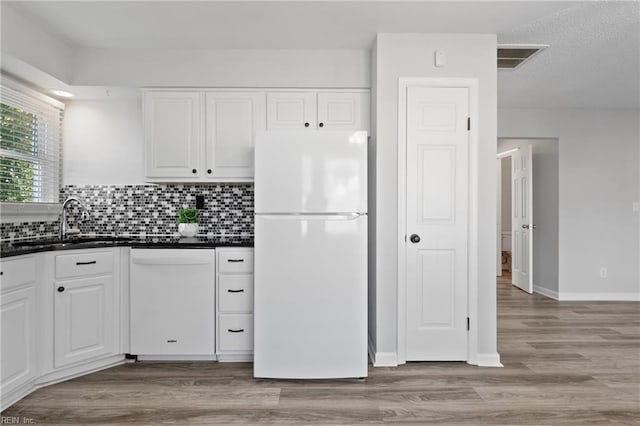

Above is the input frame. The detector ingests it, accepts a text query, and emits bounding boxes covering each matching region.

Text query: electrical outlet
[633,201,640,212]
[599,267,608,279]
[196,195,204,210]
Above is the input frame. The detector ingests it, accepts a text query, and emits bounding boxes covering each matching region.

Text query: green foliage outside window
[0,103,38,202]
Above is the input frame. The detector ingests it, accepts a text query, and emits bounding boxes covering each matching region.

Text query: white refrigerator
[253,131,368,379]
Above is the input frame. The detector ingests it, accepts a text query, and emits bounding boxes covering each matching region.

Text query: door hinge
[467,317,470,331]
[467,117,470,131]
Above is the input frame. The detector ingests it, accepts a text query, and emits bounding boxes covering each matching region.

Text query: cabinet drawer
[218,314,253,353]
[1,256,36,292]
[55,251,113,279]
[219,275,254,312]
[218,251,254,273]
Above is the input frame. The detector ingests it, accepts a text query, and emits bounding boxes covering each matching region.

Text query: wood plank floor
[4,275,639,425]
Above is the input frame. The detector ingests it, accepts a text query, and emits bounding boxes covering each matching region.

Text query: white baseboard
[368,335,398,367]
[558,292,640,301]
[471,353,503,367]
[533,285,559,300]
[1,379,37,412]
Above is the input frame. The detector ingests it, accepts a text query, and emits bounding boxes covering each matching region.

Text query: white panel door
[511,145,534,293]
[144,91,203,178]
[205,92,266,179]
[54,275,116,368]
[317,92,369,131]
[1,286,36,397]
[266,92,316,130]
[254,131,367,213]
[254,215,367,378]
[406,86,468,361]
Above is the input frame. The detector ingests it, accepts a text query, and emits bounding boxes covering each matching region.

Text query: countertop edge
[0,239,254,259]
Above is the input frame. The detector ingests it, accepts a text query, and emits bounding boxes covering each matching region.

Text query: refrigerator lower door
[254,214,368,379]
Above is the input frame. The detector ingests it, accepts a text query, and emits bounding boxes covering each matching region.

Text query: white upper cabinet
[266,92,317,130]
[144,91,203,179]
[267,91,369,132]
[205,92,266,179]
[317,92,369,131]
[144,89,370,182]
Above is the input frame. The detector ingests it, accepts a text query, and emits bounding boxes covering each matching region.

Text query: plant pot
[178,223,199,238]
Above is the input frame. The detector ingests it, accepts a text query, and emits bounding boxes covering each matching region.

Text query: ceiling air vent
[498,44,548,70]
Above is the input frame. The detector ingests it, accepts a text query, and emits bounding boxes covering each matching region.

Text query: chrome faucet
[60,197,89,239]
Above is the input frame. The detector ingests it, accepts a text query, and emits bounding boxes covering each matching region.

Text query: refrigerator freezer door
[255,131,367,214]
[254,214,368,379]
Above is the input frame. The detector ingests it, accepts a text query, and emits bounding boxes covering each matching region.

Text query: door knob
[521,224,529,229]
[410,234,421,243]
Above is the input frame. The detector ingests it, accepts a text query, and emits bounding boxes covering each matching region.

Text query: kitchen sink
[12,236,132,247]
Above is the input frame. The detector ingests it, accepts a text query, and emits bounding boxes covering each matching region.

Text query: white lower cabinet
[216,248,254,361]
[54,274,116,368]
[1,255,37,409]
[39,248,123,385]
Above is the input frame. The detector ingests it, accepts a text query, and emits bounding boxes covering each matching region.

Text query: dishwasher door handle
[131,252,213,265]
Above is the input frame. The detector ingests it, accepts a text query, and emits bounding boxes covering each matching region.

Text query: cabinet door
[144,91,203,179]
[54,275,116,368]
[317,92,370,131]
[266,92,316,130]
[1,286,36,397]
[205,92,265,179]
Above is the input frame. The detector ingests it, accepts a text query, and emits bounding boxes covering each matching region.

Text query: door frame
[397,77,479,365]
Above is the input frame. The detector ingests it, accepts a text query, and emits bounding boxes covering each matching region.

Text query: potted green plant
[177,207,200,237]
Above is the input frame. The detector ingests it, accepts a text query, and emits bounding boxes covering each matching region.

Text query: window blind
[0,81,63,203]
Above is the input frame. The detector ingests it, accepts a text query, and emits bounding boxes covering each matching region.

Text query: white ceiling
[4,0,639,109]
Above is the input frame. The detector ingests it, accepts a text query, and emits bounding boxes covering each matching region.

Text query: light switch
[435,51,447,67]
[633,201,639,212]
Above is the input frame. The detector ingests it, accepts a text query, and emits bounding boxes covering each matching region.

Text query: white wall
[367,40,378,351]
[72,49,370,88]
[63,99,144,185]
[499,138,559,297]
[0,4,73,83]
[499,109,639,300]
[372,34,498,364]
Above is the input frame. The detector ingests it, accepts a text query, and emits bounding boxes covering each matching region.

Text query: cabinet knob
[57,286,65,293]
[192,169,197,174]
[304,122,310,128]
[207,169,212,174]
[319,122,324,128]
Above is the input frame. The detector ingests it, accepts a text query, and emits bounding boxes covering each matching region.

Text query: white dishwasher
[130,249,215,358]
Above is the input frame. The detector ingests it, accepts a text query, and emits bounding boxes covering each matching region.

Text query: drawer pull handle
[227,259,244,263]
[57,286,65,293]
[167,339,177,343]
[76,260,97,265]
[228,329,244,333]
[228,289,245,293]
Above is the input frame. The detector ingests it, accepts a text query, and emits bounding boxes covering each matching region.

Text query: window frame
[0,76,64,223]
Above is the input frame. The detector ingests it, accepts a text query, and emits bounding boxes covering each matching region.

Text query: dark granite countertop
[0,235,254,258]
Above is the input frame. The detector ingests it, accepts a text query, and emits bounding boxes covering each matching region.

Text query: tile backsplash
[1,184,254,242]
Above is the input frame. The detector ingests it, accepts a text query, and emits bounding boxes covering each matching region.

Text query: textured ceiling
[498,2,640,109]
[3,1,639,109]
